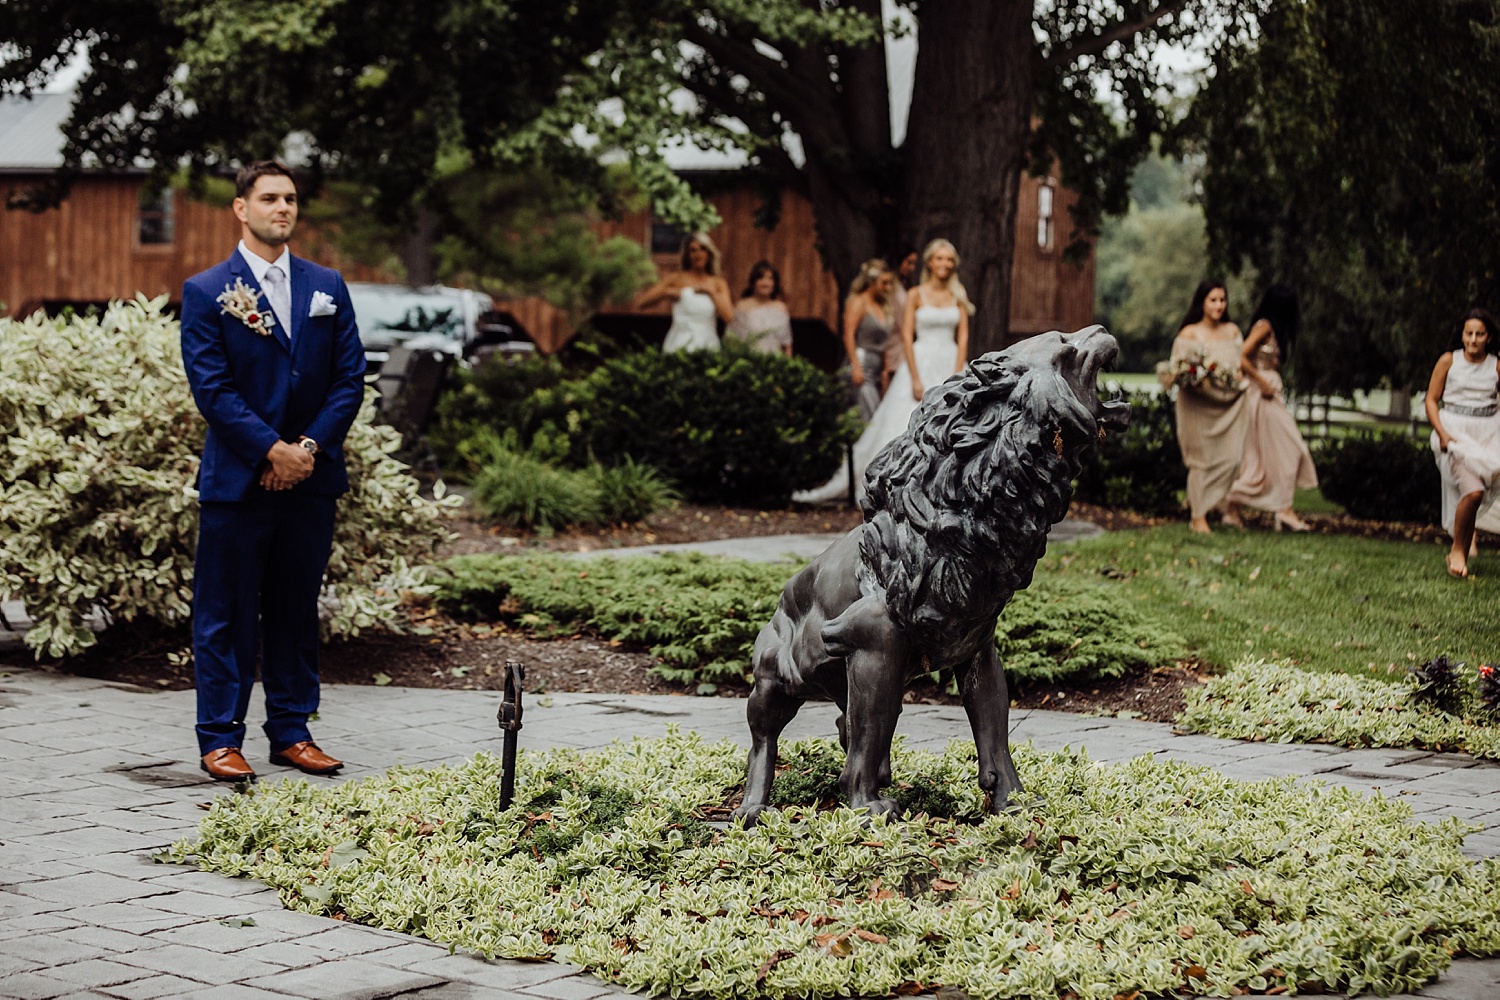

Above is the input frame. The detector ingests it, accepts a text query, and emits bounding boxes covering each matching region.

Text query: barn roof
[0,93,72,171]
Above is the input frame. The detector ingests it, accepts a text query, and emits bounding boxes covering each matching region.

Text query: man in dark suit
[181,160,366,781]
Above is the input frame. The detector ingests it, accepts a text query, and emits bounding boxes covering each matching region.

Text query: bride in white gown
[635,232,735,353]
[795,239,973,504]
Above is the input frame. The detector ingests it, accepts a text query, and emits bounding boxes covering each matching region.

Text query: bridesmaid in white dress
[636,232,734,353]
[794,238,973,504]
[1425,308,1500,578]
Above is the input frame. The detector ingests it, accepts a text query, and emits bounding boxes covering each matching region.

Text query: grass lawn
[1036,525,1500,677]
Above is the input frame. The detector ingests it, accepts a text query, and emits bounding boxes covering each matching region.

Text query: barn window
[138,187,175,246]
[650,219,686,255]
[1037,182,1055,250]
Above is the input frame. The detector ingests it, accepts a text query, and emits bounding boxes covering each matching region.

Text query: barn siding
[1,172,1093,352]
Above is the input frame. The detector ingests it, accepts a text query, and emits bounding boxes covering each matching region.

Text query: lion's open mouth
[1071,327,1131,432]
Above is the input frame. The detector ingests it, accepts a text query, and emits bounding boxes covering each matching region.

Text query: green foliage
[1187,0,1500,393]
[167,729,1500,998]
[1312,431,1440,524]
[465,431,677,533]
[431,553,1186,687]
[1179,659,1500,760]
[438,345,855,505]
[0,297,456,658]
[429,354,569,478]
[995,579,1187,684]
[1072,391,1185,515]
[1036,526,1500,677]
[433,553,789,684]
[1408,654,1471,718]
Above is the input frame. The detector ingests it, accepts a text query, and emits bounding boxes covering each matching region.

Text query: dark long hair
[1450,307,1498,352]
[1251,285,1300,354]
[740,260,783,300]
[1179,278,1230,330]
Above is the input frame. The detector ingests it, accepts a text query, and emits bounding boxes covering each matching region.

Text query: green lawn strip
[431,553,1185,687]
[1179,658,1500,759]
[164,730,1500,1000]
[1034,525,1500,678]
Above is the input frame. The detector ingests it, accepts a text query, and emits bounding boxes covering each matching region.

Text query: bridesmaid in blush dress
[1222,286,1319,532]
[1170,279,1250,534]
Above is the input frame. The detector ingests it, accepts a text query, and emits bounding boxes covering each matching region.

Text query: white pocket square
[308,291,338,317]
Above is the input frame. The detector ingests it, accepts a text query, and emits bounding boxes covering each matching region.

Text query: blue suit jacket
[181,252,367,501]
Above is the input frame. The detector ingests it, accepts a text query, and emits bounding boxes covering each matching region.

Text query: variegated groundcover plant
[0,296,457,657]
[167,729,1500,999]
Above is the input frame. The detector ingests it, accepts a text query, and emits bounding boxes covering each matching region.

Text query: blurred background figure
[1222,285,1318,532]
[726,259,793,356]
[840,258,896,419]
[637,232,734,353]
[884,248,920,392]
[1425,308,1500,578]
[1169,278,1249,534]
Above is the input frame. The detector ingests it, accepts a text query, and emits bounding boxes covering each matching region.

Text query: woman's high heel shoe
[1274,512,1312,533]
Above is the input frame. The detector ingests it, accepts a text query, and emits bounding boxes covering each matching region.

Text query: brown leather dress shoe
[201,747,256,782]
[270,740,344,775]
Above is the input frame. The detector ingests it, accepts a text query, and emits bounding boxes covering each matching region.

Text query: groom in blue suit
[181,160,367,781]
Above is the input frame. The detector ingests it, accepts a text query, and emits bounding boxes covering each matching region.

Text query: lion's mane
[856,352,1091,663]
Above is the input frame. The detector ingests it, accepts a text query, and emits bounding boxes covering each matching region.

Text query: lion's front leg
[961,643,1025,813]
[736,619,805,826]
[840,632,906,821]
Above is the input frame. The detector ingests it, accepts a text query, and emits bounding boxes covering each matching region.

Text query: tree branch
[681,19,846,160]
[1040,0,1192,72]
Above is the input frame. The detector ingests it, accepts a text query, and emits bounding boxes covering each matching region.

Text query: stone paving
[4,667,1500,999]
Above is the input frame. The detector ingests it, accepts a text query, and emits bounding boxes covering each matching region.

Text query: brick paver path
[4,667,1500,999]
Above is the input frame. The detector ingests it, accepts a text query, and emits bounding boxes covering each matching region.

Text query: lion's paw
[733,803,766,827]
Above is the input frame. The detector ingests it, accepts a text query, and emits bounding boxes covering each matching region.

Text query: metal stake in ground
[497,661,525,810]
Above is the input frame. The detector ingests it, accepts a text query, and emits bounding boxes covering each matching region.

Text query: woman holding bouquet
[1222,286,1319,532]
[1166,279,1249,534]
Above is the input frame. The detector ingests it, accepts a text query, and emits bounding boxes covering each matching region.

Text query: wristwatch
[299,437,319,456]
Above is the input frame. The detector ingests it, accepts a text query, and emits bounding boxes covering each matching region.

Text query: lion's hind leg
[961,643,1025,813]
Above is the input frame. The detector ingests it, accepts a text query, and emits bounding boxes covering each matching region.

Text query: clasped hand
[261,440,315,491]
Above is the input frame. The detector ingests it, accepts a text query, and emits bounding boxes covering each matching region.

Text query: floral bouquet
[1156,351,1243,399]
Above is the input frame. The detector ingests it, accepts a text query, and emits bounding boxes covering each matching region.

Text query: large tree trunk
[901,0,1034,357]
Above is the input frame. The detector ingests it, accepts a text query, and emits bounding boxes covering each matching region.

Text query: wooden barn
[1,93,1094,358]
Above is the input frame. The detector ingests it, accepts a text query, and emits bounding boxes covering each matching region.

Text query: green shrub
[1312,430,1440,523]
[430,552,1186,687]
[0,296,457,658]
[433,344,856,504]
[466,431,676,532]
[584,456,680,523]
[1072,390,1185,515]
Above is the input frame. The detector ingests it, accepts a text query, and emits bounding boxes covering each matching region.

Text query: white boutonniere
[217,277,276,336]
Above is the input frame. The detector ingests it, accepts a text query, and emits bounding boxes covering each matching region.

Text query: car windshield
[348,286,467,343]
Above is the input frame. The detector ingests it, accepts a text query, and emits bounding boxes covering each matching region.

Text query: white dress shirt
[237,240,293,341]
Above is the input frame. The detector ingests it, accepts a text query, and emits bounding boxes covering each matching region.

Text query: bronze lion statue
[737,326,1130,823]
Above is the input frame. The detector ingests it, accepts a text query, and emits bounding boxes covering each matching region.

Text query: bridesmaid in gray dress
[841,259,896,420]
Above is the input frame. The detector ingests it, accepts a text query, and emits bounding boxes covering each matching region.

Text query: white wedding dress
[661,287,721,353]
[794,304,962,504]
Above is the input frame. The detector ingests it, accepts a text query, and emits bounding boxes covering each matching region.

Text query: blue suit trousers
[192,493,337,755]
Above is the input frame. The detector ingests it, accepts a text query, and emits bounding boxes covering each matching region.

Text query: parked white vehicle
[347,283,529,369]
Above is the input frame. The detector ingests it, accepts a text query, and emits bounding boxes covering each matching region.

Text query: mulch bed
[9,498,1470,728]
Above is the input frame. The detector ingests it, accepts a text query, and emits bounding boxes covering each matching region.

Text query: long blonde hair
[920,238,976,316]
[679,232,722,276]
[846,258,894,320]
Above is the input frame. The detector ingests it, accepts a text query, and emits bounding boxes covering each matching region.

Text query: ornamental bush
[1072,390,1185,515]
[434,345,858,504]
[0,296,456,659]
[1312,429,1440,523]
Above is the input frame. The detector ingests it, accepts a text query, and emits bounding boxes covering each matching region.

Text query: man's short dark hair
[235,160,298,200]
